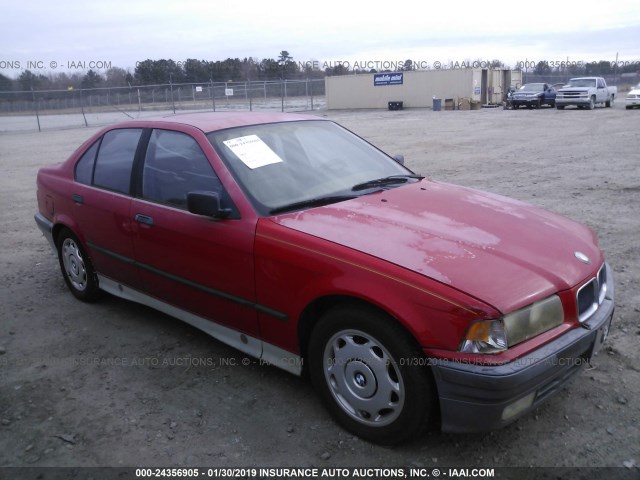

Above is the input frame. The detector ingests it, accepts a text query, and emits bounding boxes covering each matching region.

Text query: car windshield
[519,84,544,92]
[208,120,415,216]
[566,79,597,88]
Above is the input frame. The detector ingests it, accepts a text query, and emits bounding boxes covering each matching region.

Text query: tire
[308,303,436,445]
[513,104,519,109]
[535,99,541,109]
[605,96,613,108]
[56,228,101,302]
[588,96,595,110]
[556,105,565,110]
[626,106,632,110]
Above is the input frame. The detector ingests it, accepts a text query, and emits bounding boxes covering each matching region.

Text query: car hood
[627,88,640,96]
[270,180,601,313]
[559,86,590,92]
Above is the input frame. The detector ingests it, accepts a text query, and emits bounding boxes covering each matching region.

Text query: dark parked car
[512,83,557,108]
[35,112,614,444]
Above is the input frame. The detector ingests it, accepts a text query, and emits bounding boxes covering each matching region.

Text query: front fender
[253,219,498,355]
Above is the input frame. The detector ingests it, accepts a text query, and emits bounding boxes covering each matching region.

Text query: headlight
[460,295,564,354]
[504,295,564,346]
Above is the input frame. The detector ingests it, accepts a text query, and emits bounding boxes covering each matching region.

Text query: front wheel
[588,96,595,110]
[308,304,436,444]
[556,105,565,110]
[56,228,101,302]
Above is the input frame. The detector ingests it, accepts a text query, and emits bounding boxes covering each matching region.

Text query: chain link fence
[0,79,326,132]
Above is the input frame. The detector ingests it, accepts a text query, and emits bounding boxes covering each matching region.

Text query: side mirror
[187,191,231,219]
[393,154,405,165]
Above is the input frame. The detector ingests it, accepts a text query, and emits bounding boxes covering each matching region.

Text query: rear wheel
[308,303,436,445]
[56,228,101,302]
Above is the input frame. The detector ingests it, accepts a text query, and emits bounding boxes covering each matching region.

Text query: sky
[2,0,640,78]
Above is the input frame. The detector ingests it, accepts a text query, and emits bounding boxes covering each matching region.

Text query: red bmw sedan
[35,112,614,444]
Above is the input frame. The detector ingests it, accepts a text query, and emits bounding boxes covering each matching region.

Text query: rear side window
[93,129,143,194]
[75,140,100,185]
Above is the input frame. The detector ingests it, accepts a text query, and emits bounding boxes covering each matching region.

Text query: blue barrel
[433,98,442,111]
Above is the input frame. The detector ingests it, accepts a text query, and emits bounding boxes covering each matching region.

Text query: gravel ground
[0,103,639,476]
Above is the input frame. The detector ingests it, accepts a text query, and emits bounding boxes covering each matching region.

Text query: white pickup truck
[555,77,617,109]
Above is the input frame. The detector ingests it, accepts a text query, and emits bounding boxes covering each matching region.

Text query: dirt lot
[1,103,639,473]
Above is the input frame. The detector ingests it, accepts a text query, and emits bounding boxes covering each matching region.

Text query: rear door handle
[71,194,84,204]
[134,214,154,226]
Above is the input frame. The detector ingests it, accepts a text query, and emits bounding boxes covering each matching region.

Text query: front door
[130,128,259,338]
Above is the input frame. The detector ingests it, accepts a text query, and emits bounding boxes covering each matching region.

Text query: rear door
[72,128,144,286]
[130,127,260,338]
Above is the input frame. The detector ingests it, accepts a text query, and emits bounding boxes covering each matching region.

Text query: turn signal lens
[460,320,507,354]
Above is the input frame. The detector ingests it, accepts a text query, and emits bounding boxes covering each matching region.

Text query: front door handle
[134,214,154,226]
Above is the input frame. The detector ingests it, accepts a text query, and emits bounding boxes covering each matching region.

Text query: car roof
[124,111,322,133]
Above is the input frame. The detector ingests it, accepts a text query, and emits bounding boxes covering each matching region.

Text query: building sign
[374,73,403,86]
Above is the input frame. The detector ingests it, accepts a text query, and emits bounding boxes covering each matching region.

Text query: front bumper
[556,96,591,106]
[431,264,615,433]
[512,97,541,106]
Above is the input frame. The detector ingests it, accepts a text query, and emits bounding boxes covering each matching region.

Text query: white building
[325,68,522,109]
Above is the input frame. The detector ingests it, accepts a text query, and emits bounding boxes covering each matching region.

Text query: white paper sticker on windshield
[223,135,283,169]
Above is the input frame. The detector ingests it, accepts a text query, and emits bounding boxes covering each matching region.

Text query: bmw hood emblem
[574,251,591,264]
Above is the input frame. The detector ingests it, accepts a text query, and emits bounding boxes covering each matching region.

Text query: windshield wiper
[269,194,360,215]
[351,174,424,192]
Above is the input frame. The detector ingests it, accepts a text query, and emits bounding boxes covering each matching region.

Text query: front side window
[142,129,226,209]
[93,128,143,194]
